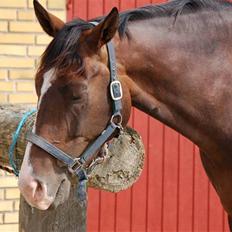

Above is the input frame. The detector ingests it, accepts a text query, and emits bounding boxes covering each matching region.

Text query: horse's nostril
[37,181,42,191]
[35,180,42,192]
[33,179,47,201]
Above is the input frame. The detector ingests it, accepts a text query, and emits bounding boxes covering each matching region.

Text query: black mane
[116,0,232,36]
[38,0,232,74]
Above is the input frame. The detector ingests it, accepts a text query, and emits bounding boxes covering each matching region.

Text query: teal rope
[9,109,37,176]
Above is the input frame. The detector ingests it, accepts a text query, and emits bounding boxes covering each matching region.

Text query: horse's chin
[48,178,71,210]
[25,191,54,211]
[32,199,53,210]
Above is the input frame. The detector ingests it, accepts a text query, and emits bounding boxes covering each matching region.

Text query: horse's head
[18,0,132,210]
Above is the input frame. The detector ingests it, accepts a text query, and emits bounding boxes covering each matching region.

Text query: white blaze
[19,69,56,180]
[37,68,56,109]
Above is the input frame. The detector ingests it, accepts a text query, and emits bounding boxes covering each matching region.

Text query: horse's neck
[116,16,232,152]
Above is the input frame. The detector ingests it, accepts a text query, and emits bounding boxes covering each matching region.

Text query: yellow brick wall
[0,0,66,231]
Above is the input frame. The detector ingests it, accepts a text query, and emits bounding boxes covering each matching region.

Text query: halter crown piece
[26,21,123,204]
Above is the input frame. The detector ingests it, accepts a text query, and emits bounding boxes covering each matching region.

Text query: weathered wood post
[0,104,144,232]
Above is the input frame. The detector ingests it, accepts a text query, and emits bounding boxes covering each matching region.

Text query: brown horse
[18,0,232,229]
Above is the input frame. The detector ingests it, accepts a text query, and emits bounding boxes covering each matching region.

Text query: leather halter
[26,25,123,192]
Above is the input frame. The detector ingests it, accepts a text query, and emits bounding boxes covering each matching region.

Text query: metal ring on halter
[111,112,122,128]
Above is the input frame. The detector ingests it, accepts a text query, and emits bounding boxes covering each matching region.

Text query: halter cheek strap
[26,27,123,202]
[26,121,120,179]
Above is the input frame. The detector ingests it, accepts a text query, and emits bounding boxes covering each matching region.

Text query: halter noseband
[26,22,123,200]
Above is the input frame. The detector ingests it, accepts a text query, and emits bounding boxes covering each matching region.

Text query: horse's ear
[33,0,65,37]
[87,7,119,50]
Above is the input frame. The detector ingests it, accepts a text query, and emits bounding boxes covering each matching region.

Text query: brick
[0,70,7,80]
[14,200,19,211]
[4,212,19,223]
[0,82,14,91]
[0,94,7,104]
[50,10,66,22]
[0,201,13,211]
[0,9,17,20]
[9,21,42,33]
[0,177,17,188]
[0,190,4,200]
[5,188,19,200]
[9,70,35,80]
[28,46,46,56]
[28,0,47,8]
[0,58,34,68]
[0,33,34,44]
[0,0,27,8]
[36,34,52,45]
[16,82,34,92]
[0,45,27,56]
[0,224,18,232]
[18,10,35,21]
[0,94,7,103]
[0,21,8,32]
[35,58,41,68]
[48,0,65,9]
[9,93,37,104]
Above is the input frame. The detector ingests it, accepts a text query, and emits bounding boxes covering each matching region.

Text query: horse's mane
[38,0,232,75]
[117,0,232,36]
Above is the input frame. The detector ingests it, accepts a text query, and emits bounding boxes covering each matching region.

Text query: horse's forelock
[38,20,92,78]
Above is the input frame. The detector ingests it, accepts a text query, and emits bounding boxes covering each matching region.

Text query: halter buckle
[110,81,122,101]
[68,158,83,174]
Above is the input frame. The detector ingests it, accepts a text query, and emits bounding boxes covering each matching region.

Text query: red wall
[67,1,229,231]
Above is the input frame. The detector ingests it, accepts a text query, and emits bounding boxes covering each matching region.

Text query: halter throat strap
[26,38,123,182]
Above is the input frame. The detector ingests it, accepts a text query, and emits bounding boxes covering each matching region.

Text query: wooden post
[19,185,86,232]
[0,104,144,232]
